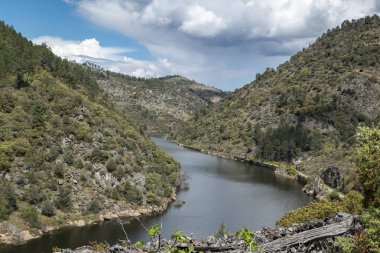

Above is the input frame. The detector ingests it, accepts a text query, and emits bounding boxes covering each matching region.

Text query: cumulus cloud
[33,36,132,62]
[65,0,379,89]
[179,5,228,38]
[32,36,181,78]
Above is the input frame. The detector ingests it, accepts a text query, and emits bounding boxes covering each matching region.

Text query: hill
[175,15,380,192]
[89,67,226,135]
[0,21,179,240]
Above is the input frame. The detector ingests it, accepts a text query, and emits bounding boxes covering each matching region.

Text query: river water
[0,138,310,253]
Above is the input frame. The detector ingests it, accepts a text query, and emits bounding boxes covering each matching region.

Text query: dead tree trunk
[260,216,355,252]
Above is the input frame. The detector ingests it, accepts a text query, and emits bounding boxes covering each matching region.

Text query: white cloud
[32,36,131,62]
[179,5,228,38]
[65,0,379,89]
[32,36,182,78]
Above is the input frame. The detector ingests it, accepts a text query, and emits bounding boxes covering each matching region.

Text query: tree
[356,126,380,207]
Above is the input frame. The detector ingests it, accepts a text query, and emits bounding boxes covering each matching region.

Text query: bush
[41,200,55,217]
[106,158,117,173]
[55,186,72,210]
[20,208,41,228]
[25,186,43,204]
[277,191,364,226]
[0,183,17,220]
[123,182,143,205]
[361,208,380,253]
[356,126,380,207]
[0,153,10,172]
[86,199,102,214]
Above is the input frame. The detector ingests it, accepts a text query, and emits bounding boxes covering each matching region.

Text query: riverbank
[0,192,177,247]
[174,141,335,200]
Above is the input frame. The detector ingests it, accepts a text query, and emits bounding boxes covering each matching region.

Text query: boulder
[320,167,344,189]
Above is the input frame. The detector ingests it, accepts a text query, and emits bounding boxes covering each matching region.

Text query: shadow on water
[0,138,311,253]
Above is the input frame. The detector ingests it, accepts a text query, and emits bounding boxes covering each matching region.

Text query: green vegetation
[277,190,364,226]
[175,15,380,185]
[0,21,179,229]
[254,122,321,162]
[0,182,17,220]
[93,68,225,136]
[20,207,41,229]
[335,209,380,253]
[356,126,380,207]
[236,228,256,252]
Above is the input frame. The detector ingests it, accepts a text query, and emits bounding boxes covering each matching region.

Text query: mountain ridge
[174,15,380,192]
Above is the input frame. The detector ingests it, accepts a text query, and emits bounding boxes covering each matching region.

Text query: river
[0,138,311,253]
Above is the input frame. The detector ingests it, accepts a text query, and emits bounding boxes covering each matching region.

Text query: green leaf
[147,224,161,238]
[135,241,145,247]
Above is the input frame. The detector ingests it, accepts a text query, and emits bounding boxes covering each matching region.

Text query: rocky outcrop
[57,213,360,253]
[320,167,345,189]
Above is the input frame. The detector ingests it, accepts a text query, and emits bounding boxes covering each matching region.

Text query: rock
[5,173,11,181]
[72,179,78,184]
[320,167,344,189]
[173,199,186,207]
[17,230,37,244]
[207,236,216,244]
[73,220,86,227]
[104,212,118,221]
[58,179,64,185]
[297,173,308,185]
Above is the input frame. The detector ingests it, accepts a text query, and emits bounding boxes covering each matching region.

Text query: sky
[1,1,379,90]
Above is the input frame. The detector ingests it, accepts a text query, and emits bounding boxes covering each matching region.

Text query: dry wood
[260,217,354,252]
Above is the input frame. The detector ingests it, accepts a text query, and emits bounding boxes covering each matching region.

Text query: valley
[0,13,379,253]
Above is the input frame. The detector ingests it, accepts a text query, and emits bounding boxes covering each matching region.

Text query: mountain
[175,15,380,191]
[88,67,226,135]
[0,21,179,235]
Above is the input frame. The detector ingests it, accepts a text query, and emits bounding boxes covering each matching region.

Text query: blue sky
[0,0,379,90]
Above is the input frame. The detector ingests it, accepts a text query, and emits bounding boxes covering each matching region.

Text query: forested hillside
[0,21,179,232]
[89,67,226,135]
[175,15,380,191]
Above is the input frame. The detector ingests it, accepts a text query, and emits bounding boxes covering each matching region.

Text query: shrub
[123,182,143,205]
[106,158,117,173]
[277,191,363,226]
[20,208,41,228]
[25,186,43,204]
[0,183,17,220]
[0,153,10,172]
[86,199,102,214]
[361,208,380,253]
[41,200,55,217]
[356,126,380,207]
[55,186,72,210]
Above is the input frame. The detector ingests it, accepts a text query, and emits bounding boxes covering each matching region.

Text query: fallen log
[260,216,356,252]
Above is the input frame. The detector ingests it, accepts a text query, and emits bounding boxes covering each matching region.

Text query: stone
[73,220,86,227]
[207,236,216,244]
[297,173,308,185]
[4,173,11,181]
[320,167,344,189]
[58,179,64,185]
